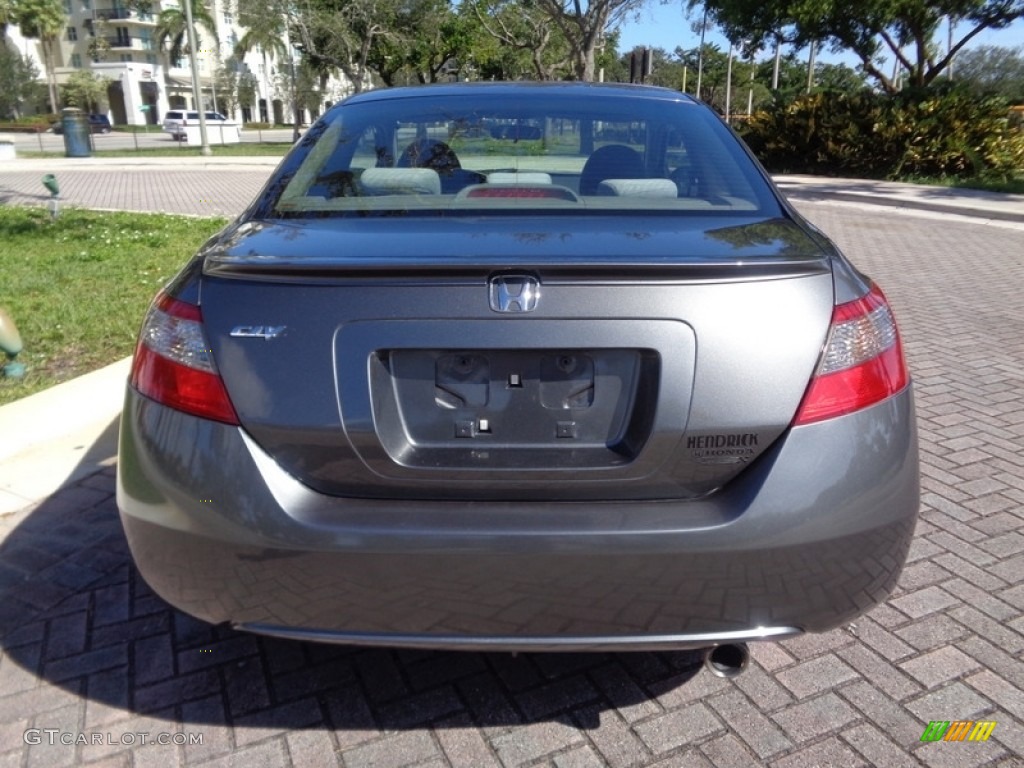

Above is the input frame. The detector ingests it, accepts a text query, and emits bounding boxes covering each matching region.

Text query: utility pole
[284,24,300,142]
[948,16,956,80]
[184,0,211,155]
[725,42,734,123]
[696,5,707,100]
[806,40,816,93]
[747,46,755,116]
[772,35,781,91]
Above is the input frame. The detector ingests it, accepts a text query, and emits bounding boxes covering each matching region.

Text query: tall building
[5,0,358,125]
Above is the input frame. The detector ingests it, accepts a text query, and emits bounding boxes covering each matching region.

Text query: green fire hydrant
[42,173,60,218]
[0,307,26,379]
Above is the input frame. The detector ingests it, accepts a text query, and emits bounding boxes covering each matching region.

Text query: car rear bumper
[117,387,919,650]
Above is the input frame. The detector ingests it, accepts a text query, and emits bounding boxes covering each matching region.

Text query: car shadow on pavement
[0,189,51,204]
[0,421,704,739]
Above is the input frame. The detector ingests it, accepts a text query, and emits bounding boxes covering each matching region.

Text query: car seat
[398,139,485,193]
[579,145,646,195]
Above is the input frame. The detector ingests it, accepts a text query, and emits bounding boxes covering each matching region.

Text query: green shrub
[0,115,57,133]
[244,121,272,130]
[739,86,1024,182]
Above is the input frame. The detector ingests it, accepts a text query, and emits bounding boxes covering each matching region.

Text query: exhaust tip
[703,642,750,678]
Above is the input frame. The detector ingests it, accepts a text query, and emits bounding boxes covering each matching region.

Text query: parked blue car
[51,114,113,134]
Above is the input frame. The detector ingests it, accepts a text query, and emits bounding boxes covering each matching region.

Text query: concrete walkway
[774,174,1024,226]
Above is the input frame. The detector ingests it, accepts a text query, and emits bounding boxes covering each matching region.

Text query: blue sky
[616,4,1024,67]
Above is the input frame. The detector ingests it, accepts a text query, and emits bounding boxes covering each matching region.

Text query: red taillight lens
[794,284,909,425]
[130,292,239,425]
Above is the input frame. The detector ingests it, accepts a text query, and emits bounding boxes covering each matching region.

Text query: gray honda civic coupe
[117,82,919,669]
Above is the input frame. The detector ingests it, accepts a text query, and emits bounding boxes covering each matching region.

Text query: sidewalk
[5,155,282,170]
[774,174,1024,225]
[0,359,127,520]
[2,160,1023,520]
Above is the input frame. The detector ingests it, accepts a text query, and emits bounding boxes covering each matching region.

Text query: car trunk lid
[199,216,834,500]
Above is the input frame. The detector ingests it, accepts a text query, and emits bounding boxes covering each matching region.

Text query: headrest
[596,179,679,198]
[359,168,441,195]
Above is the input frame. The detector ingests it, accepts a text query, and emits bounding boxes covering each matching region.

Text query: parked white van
[162,110,229,140]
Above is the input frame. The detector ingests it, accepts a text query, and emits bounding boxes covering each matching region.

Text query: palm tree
[233,14,287,122]
[155,0,218,71]
[11,0,66,111]
[156,0,218,115]
[1,0,15,40]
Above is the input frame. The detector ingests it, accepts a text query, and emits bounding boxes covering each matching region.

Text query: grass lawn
[883,173,1024,195]
[950,176,1024,195]
[0,207,228,406]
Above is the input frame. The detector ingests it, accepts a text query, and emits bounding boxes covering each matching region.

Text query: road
[8,127,297,154]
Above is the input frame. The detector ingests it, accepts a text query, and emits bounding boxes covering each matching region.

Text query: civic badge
[229,325,287,339]
[489,275,540,313]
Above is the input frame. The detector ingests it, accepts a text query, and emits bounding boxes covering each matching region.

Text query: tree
[275,57,320,115]
[0,43,43,117]
[233,0,287,117]
[617,45,687,87]
[214,62,241,116]
[952,44,1024,102]
[287,0,476,91]
[692,0,1024,94]
[403,0,477,83]
[533,0,649,81]
[753,50,868,102]
[11,0,66,111]
[237,70,258,117]
[673,43,733,108]
[1,0,16,40]
[815,61,869,92]
[87,20,112,62]
[62,70,112,112]
[469,0,572,80]
[155,0,218,68]
[289,0,390,94]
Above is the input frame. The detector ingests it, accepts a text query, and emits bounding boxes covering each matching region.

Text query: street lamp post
[806,40,817,93]
[282,25,300,142]
[725,42,734,124]
[772,35,781,91]
[746,42,755,116]
[289,48,300,142]
[948,16,956,80]
[183,0,211,155]
[696,5,707,100]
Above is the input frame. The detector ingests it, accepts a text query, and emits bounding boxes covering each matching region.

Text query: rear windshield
[265,87,781,219]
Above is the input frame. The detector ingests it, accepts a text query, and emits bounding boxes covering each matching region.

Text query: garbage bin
[61,108,91,158]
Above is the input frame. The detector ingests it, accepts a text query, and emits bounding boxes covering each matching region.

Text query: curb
[777,186,1024,224]
[0,358,128,517]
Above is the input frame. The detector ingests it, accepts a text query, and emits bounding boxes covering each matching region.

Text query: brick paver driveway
[1,197,1022,767]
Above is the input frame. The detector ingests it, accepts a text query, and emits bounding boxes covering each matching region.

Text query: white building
[6,0,358,125]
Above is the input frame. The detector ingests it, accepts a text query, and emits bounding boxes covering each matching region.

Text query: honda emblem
[489,275,540,313]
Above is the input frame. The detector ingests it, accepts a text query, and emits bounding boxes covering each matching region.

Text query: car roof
[341,81,699,107]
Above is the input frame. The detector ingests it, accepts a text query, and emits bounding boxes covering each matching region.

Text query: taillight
[794,284,909,425]
[130,292,239,425]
